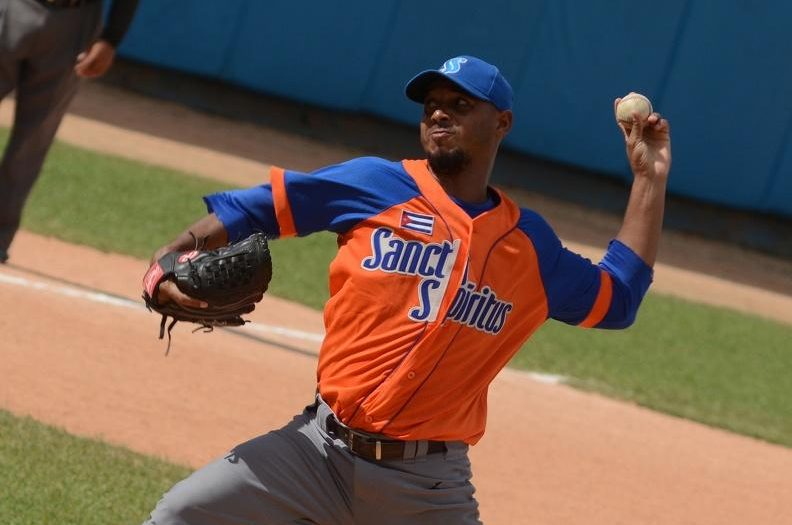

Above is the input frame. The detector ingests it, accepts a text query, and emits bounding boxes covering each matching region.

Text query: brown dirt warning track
[1,81,792,524]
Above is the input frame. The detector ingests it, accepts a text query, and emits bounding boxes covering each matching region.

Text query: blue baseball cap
[405,55,513,111]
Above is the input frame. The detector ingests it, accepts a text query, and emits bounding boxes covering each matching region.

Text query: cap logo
[440,57,468,74]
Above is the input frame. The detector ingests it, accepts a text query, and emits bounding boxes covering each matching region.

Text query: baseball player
[142,55,671,524]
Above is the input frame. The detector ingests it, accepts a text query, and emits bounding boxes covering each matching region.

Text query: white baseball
[616,93,653,123]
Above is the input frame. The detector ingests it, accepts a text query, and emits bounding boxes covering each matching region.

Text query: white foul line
[0,269,565,384]
[0,270,325,344]
[244,323,325,343]
[527,372,565,385]
[502,365,566,385]
[0,271,140,310]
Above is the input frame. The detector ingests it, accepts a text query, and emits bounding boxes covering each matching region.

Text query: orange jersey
[205,157,653,443]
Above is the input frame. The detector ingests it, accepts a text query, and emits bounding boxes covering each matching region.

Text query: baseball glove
[142,232,272,354]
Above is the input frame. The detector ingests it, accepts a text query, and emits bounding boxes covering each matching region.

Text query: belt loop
[402,440,417,462]
[375,440,382,461]
[415,440,429,459]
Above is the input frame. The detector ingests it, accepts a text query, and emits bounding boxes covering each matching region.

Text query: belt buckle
[349,428,382,461]
[351,432,382,461]
[330,416,384,461]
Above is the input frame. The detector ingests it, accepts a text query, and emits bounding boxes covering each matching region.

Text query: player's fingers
[158,281,208,308]
[627,110,645,145]
[651,113,670,132]
[151,246,172,265]
[617,122,630,141]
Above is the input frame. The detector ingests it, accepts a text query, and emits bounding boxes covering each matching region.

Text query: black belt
[325,415,446,461]
[37,0,99,8]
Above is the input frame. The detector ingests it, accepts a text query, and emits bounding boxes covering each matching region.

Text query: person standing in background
[0,0,140,263]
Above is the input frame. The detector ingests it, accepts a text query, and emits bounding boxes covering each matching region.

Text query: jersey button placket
[407,370,416,380]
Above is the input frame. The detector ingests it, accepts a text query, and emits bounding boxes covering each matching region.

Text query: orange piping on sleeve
[579,270,613,328]
[270,166,297,238]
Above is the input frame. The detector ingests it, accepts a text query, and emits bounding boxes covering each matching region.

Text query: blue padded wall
[114,0,792,217]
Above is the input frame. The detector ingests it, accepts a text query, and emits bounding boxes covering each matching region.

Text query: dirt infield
[2,82,792,524]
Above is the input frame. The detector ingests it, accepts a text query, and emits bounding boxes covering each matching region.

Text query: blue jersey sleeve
[518,209,653,329]
[596,239,654,328]
[204,157,421,241]
[204,185,278,242]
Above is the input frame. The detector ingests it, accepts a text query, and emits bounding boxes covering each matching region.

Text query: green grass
[21,136,232,260]
[15,131,337,309]
[7,130,792,447]
[511,294,792,446]
[0,410,190,525]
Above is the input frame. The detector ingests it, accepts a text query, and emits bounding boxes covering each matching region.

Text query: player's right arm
[150,214,229,264]
[203,157,420,241]
[151,157,419,308]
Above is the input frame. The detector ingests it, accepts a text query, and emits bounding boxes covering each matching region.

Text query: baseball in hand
[616,93,653,123]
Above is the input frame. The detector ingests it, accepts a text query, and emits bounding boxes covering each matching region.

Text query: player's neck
[431,157,494,204]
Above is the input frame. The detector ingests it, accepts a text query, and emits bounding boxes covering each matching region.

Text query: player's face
[420,81,511,176]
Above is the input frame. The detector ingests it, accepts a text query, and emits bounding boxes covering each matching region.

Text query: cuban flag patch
[400,210,435,235]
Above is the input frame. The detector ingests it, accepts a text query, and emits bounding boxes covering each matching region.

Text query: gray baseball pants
[143,395,481,525]
[0,0,102,255]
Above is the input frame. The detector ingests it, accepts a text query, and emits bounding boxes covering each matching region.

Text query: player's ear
[496,110,513,136]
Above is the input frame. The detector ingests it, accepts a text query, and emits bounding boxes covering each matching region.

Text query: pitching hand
[614,95,671,182]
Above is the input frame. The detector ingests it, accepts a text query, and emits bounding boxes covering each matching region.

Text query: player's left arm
[539,101,670,329]
[613,98,671,268]
[544,241,653,330]
[522,209,653,330]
